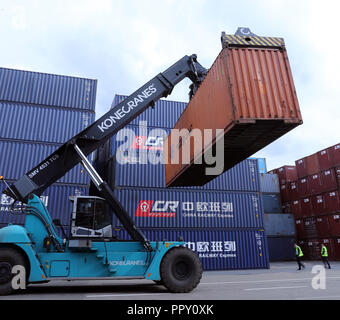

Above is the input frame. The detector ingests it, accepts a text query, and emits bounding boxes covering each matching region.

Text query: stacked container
[260,171,296,261]
[98,94,269,270]
[270,143,340,260]
[0,67,97,230]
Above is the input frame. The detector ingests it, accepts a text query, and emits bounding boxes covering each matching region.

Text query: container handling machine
[0,54,208,295]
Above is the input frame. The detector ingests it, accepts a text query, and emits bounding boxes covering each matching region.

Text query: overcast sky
[0,0,339,171]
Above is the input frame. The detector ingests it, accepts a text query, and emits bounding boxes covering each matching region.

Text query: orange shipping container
[165,32,302,187]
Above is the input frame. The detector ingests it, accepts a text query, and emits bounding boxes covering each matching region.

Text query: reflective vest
[296,245,303,257]
[321,246,328,257]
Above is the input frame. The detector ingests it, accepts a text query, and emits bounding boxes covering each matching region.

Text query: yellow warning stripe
[222,34,284,48]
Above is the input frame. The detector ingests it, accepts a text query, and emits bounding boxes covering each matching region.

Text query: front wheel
[0,248,27,295]
[160,247,202,293]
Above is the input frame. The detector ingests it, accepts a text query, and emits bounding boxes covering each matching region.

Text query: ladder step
[96,254,104,259]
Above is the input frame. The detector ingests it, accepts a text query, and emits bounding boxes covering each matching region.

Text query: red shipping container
[312,194,327,215]
[334,166,340,187]
[291,199,302,218]
[300,197,313,217]
[304,217,318,238]
[308,173,323,196]
[331,237,340,260]
[324,191,340,214]
[295,158,308,179]
[331,143,340,167]
[297,177,309,198]
[305,239,320,260]
[279,184,290,202]
[288,181,299,201]
[328,213,340,236]
[295,219,305,238]
[320,169,337,193]
[282,202,292,213]
[316,216,330,238]
[305,153,320,176]
[276,166,298,185]
[317,148,333,172]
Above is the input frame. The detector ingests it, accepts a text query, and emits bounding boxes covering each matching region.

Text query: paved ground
[1,261,340,300]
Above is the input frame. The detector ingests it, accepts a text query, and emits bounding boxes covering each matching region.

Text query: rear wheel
[160,247,202,293]
[0,248,27,295]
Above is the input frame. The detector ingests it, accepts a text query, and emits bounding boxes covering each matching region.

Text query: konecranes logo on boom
[98,84,157,132]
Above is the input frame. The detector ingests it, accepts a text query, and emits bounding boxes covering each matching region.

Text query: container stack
[260,171,296,261]
[270,143,340,260]
[97,94,270,271]
[0,67,97,231]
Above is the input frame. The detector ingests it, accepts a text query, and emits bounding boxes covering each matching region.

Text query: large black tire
[160,246,202,293]
[0,247,27,295]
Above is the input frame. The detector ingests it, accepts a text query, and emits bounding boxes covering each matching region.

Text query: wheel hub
[173,260,191,280]
[0,262,12,284]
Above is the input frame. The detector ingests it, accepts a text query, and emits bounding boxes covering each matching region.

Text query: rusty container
[165,33,302,187]
[329,214,340,236]
[270,165,297,185]
[295,158,308,179]
[295,219,305,238]
[288,181,299,201]
[312,194,327,216]
[331,143,340,167]
[297,177,309,198]
[317,147,333,172]
[308,173,323,196]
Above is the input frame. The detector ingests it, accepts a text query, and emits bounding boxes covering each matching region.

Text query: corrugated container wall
[115,228,269,270]
[165,34,302,187]
[264,214,295,236]
[0,140,89,185]
[267,236,296,261]
[260,173,280,193]
[0,67,97,111]
[112,187,264,229]
[0,102,95,143]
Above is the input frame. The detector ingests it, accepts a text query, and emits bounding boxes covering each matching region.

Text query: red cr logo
[131,136,164,150]
[135,200,178,217]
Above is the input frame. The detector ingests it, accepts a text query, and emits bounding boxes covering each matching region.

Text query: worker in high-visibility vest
[321,244,331,269]
[294,243,305,270]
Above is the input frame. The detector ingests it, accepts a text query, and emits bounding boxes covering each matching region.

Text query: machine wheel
[0,247,27,295]
[160,246,202,293]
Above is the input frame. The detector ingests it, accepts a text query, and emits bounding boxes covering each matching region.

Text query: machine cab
[69,196,112,238]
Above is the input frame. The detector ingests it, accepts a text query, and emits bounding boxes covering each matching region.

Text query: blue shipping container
[260,173,280,193]
[267,236,296,261]
[112,95,187,128]
[264,213,296,236]
[0,67,97,111]
[108,125,261,192]
[0,183,89,226]
[0,102,95,143]
[115,228,269,270]
[249,157,267,174]
[0,140,90,185]
[113,187,264,229]
[262,193,282,213]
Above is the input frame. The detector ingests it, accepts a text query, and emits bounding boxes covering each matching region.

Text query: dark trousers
[296,256,305,270]
[322,256,331,269]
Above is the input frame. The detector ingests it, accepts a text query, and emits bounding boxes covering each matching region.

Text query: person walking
[321,243,331,269]
[294,243,305,270]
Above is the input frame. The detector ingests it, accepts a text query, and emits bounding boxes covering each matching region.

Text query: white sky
[0,0,339,171]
